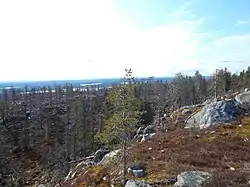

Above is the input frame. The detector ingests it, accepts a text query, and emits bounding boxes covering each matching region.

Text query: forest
[0,67,250,186]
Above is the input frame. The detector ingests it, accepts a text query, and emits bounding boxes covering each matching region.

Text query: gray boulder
[98,149,121,165]
[141,133,156,142]
[132,169,146,178]
[93,149,110,163]
[37,185,46,187]
[125,180,151,187]
[128,165,147,178]
[143,125,155,134]
[174,171,211,187]
[186,99,245,129]
[134,125,156,141]
[235,91,250,104]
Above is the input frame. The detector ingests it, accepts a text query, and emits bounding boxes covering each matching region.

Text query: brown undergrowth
[62,116,250,187]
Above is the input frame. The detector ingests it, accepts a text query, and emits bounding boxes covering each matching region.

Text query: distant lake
[0,76,211,91]
[0,77,174,90]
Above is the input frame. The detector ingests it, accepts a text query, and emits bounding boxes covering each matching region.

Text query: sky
[0,0,250,81]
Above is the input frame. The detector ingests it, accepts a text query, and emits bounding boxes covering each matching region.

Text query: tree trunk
[122,110,127,187]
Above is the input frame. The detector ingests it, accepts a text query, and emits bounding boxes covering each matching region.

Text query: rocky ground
[61,118,250,187]
[60,91,250,187]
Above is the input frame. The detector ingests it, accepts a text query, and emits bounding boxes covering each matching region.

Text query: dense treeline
[1,67,250,152]
[0,66,249,185]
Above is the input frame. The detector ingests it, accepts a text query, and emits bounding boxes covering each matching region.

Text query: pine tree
[96,69,142,185]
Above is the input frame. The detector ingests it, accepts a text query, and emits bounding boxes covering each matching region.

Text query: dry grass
[62,116,250,187]
[127,117,250,186]
[62,165,112,187]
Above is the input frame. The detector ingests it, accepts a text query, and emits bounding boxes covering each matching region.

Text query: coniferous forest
[0,67,250,186]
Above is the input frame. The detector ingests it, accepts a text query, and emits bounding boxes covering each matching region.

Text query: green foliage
[96,69,142,145]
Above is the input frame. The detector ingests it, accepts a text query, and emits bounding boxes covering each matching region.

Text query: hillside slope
[61,112,250,186]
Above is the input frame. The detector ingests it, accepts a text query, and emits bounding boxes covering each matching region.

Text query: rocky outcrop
[174,171,211,187]
[125,180,151,187]
[141,133,156,142]
[93,149,110,164]
[235,91,250,104]
[128,164,147,178]
[98,149,121,165]
[37,185,46,187]
[186,99,246,129]
[64,160,91,181]
[143,125,155,134]
[134,125,156,142]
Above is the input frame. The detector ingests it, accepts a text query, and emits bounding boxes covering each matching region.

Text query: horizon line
[0,75,214,83]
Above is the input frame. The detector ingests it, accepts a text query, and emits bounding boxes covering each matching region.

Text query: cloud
[0,1,16,17]
[0,0,207,80]
[195,34,250,74]
[0,0,127,80]
[116,19,206,77]
[166,0,195,20]
[0,0,249,81]
[235,20,249,26]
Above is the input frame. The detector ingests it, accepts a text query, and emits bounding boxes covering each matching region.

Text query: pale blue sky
[0,0,250,81]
